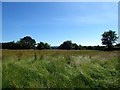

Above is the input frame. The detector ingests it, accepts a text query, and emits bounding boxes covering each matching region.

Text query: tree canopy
[59,40,82,50]
[37,42,51,49]
[2,30,120,50]
[18,36,36,49]
[59,40,73,50]
[101,30,118,50]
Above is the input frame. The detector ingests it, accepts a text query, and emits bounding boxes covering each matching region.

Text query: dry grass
[2,50,120,88]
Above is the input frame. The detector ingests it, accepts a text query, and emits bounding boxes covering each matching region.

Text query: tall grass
[2,50,120,88]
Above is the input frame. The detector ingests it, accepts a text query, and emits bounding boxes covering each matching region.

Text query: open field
[2,50,120,88]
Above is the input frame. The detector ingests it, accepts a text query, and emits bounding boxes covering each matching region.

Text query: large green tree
[72,43,79,50]
[59,40,73,50]
[59,40,82,50]
[101,30,118,49]
[18,36,36,49]
[37,42,50,49]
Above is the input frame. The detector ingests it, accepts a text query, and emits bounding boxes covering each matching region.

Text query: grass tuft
[2,50,120,88]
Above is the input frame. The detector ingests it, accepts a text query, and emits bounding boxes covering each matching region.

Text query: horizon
[2,2,118,46]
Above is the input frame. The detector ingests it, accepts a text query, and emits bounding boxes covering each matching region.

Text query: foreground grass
[2,50,120,88]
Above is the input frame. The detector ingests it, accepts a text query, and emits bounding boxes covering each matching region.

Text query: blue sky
[2,2,118,46]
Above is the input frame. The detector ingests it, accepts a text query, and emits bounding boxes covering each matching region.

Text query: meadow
[2,50,120,88]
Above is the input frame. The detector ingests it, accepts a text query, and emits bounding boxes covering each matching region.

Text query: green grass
[2,50,120,88]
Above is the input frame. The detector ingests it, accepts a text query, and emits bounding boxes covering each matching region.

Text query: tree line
[1,30,120,50]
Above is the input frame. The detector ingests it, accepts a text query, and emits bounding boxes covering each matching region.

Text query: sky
[2,2,118,46]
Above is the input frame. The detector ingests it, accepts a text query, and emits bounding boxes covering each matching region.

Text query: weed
[2,50,120,88]
[16,53,22,61]
[64,55,72,64]
[34,52,37,60]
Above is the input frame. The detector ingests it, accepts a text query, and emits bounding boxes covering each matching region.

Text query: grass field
[2,50,120,88]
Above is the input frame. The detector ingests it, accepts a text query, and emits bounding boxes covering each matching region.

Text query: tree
[59,40,73,50]
[18,36,36,49]
[0,43,1,49]
[94,45,100,50]
[44,43,51,49]
[2,41,16,49]
[37,42,45,49]
[115,43,120,47]
[78,45,82,50]
[37,42,50,49]
[72,43,79,50]
[87,46,93,50]
[101,30,118,50]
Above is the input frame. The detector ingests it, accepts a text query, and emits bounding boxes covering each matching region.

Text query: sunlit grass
[2,50,120,88]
